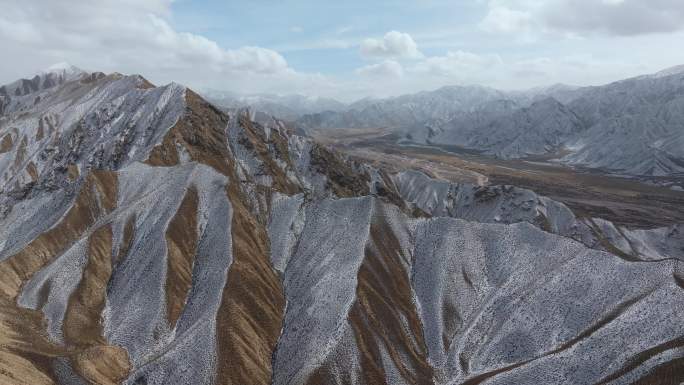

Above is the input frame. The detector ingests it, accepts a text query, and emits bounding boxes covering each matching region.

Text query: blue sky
[2,0,684,100]
[168,0,477,72]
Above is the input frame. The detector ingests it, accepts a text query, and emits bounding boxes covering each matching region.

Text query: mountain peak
[41,62,85,77]
[0,62,90,98]
[651,64,684,78]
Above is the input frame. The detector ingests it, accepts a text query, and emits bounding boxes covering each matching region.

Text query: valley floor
[311,127,684,229]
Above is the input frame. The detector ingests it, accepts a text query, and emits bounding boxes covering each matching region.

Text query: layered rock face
[0,69,682,385]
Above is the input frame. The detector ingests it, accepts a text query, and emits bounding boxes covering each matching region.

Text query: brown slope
[13,135,27,168]
[114,215,136,266]
[303,205,434,385]
[71,345,130,385]
[235,114,301,197]
[631,358,684,385]
[146,89,230,173]
[63,225,114,347]
[26,162,39,182]
[0,170,119,384]
[215,191,285,385]
[146,89,286,385]
[0,170,117,300]
[0,133,12,153]
[36,117,45,141]
[310,144,370,198]
[348,208,434,385]
[164,186,199,330]
[0,295,63,385]
[596,336,684,385]
[64,225,131,385]
[0,349,55,385]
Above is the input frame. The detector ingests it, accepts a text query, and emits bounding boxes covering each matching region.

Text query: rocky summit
[0,67,683,385]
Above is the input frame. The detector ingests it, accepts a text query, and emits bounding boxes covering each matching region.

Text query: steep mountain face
[405,99,519,144]
[0,69,683,385]
[559,69,684,176]
[433,69,684,175]
[426,98,584,159]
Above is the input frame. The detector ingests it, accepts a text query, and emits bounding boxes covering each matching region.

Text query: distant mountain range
[296,65,684,177]
[201,89,346,121]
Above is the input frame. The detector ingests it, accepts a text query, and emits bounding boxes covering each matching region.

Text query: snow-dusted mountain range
[298,65,684,177]
[298,85,507,131]
[0,66,683,385]
[201,89,346,121]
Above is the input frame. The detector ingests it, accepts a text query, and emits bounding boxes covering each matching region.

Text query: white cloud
[411,51,503,79]
[507,54,644,86]
[347,47,657,99]
[542,0,684,36]
[356,60,404,79]
[142,14,289,74]
[0,19,41,43]
[481,0,684,37]
[0,0,334,97]
[360,31,423,59]
[480,5,535,35]
[1,0,683,101]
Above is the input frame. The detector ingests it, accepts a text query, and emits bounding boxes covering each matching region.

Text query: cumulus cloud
[142,14,289,74]
[506,54,652,87]
[344,50,506,99]
[411,51,503,79]
[1,0,681,101]
[346,45,655,99]
[542,0,684,36]
[480,5,535,35]
[360,31,423,59]
[481,0,684,37]
[356,60,404,78]
[0,0,336,96]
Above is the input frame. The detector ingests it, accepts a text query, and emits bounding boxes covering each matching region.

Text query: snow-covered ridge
[651,64,684,79]
[0,70,187,214]
[40,62,86,77]
[1,63,87,99]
